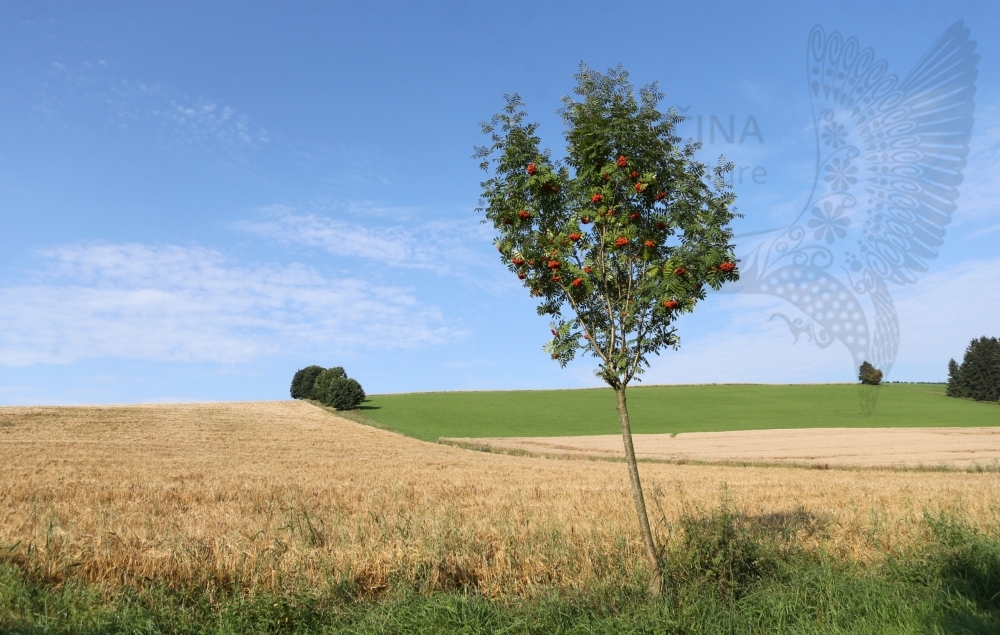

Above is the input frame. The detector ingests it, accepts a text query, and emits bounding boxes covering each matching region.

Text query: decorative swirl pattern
[734,22,977,408]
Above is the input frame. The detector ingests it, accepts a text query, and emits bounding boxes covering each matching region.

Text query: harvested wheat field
[444,427,1000,469]
[2,400,999,599]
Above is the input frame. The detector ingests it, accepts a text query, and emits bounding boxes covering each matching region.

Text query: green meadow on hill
[356,383,999,441]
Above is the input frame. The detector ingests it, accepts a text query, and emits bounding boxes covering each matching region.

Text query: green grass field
[357,383,1000,441]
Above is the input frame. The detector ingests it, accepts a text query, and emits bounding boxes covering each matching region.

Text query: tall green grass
[355,383,998,441]
[4,509,999,634]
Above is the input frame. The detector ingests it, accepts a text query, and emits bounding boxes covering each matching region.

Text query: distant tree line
[947,336,1000,403]
[290,365,366,410]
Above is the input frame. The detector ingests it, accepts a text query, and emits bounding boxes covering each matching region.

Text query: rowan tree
[474,65,740,595]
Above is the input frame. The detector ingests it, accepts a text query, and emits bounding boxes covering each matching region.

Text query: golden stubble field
[2,401,999,598]
[445,427,1000,469]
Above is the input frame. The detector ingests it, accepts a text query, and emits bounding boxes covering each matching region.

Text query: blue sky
[1,0,998,404]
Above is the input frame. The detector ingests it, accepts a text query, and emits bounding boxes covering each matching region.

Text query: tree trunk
[614,385,663,596]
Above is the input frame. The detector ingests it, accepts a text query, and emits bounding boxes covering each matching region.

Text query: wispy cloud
[0,243,461,366]
[38,61,269,160]
[966,222,1000,239]
[155,96,269,149]
[234,205,504,284]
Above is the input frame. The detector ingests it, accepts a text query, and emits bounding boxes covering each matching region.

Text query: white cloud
[952,102,1000,233]
[0,243,461,366]
[640,256,1000,384]
[642,293,856,385]
[893,256,1000,363]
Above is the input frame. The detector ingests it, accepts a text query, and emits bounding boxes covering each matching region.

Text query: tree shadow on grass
[923,514,1000,634]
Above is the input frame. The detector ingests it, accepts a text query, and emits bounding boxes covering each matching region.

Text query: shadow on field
[656,504,1000,632]
[926,514,1000,634]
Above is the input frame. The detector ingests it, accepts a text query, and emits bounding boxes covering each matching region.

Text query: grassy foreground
[358,383,999,441]
[4,401,1000,633]
[4,511,1000,634]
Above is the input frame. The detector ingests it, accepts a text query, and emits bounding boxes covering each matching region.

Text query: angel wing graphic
[734,21,978,412]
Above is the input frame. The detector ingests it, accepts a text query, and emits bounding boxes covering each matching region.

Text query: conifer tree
[946,337,1000,403]
[946,358,964,397]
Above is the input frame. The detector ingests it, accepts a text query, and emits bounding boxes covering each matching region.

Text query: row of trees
[947,337,1000,403]
[290,365,366,410]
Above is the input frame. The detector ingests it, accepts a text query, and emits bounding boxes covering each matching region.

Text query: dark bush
[309,368,344,400]
[290,365,325,399]
[858,361,883,386]
[313,373,366,410]
[948,337,1000,402]
[292,366,364,409]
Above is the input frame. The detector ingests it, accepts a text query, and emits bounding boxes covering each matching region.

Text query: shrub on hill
[312,370,366,410]
[947,336,1000,403]
[291,366,364,409]
[290,365,325,399]
[858,361,883,386]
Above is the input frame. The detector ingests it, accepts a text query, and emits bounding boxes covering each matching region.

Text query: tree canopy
[475,65,740,389]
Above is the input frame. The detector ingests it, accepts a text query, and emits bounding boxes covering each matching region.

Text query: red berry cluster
[519,210,530,220]
[663,299,680,310]
[617,156,628,167]
[719,261,735,272]
[615,236,629,247]
[591,193,604,203]
[527,163,537,175]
